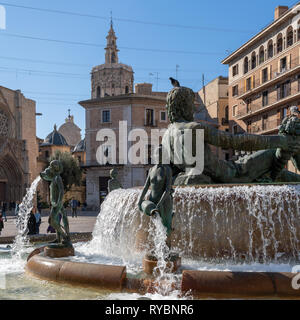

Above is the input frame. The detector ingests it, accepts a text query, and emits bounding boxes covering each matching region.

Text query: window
[96,86,101,98]
[262,91,268,107]
[277,34,283,53]
[160,111,167,122]
[233,125,238,134]
[225,106,229,121]
[111,52,116,63]
[146,109,154,126]
[246,77,252,91]
[102,110,111,123]
[45,150,49,158]
[244,57,249,74]
[277,80,291,100]
[287,27,293,47]
[262,68,268,83]
[112,83,115,89]
[232,105,237,117]
[251,52,257,69]
[262,114,268,131]
[259,47,265,64]
[280,57,287,72]
[298,75,300,91]
[281,107,288,119]
[232,85,238,96]
[125,86,129,94]
[232,64,239,77]
[100,145,112,165]
[77,156,82,164]
[247,120,252,133]
[246,99,252,113]
[268,41,274,59]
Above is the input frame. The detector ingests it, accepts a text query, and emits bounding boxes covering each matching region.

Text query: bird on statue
[169,77,180,87]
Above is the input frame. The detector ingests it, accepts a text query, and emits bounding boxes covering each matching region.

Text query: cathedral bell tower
[105,20,119,64]
[91,21,134,99]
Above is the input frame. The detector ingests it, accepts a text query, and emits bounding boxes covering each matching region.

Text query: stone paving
[0,209,99,238]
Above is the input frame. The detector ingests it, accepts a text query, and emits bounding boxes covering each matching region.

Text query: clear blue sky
[0,0,297,139]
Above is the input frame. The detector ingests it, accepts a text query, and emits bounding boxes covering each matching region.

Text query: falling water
[11,176,41,259]
[147,216,182,297]
[86,184,300,266]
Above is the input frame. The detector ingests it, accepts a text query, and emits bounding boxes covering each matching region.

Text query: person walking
[70,198,78,218]
[27,210,36,235]
[34,207,41,235]
[1,202,7,222]
[15,201,20,217]
[0,213,4,236]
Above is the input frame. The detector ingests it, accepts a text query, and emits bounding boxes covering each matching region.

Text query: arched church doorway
[0,154,23,202]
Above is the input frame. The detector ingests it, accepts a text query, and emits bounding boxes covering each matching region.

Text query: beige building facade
[197,76,230,160]
[0,86,38,202]
[222,3,300,172]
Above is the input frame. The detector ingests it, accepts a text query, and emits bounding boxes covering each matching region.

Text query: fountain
[3,84,300,299]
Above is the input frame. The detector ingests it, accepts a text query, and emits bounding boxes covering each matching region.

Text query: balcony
[238,56,300,100]
[237,86,300,120]
[249,119,281,135]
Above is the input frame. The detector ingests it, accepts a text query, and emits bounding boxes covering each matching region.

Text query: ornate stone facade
[0,86,38,202]
[91,23,134,98]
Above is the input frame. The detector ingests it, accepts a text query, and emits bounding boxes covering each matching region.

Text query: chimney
[134,83,153,95]
[274,5,289,20]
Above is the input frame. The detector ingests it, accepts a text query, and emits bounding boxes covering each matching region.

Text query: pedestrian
[37,202,42,215]
[0,213,4,236]
[27,210,36,235]
[46,217,55,234]
[1,202,7,222]
[15,201,20,217]
[34,206,41,235]
[70,197,78,218]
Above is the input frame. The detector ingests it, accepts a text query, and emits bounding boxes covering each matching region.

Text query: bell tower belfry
[91,20,134,99]
[105,20,119,64]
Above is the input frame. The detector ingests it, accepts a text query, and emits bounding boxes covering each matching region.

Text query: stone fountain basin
[25,248,300,298]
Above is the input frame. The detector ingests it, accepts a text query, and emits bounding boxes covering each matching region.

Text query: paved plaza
[0,209,99,238]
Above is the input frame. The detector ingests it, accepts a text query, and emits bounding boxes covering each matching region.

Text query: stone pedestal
[44,246,75,258]
[142,254,181,275]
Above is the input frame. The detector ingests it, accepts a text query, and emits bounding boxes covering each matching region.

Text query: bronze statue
[40,160,72,247]
[108,168,123,193]
[138,147,174,248]
[162,86,300,184]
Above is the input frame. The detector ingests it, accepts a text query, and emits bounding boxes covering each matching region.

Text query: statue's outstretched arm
[187,121,297,152]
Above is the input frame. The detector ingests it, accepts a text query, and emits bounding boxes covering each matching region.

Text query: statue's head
[110,168,118,179]
[49,160,63,175]
[290,106,300,117]
[166,87,195,123]
[41,160,63,181]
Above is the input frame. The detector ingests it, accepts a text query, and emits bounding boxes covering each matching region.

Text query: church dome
[73,138,86,153]
[42,125,69,146]
[58,114,81,147]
